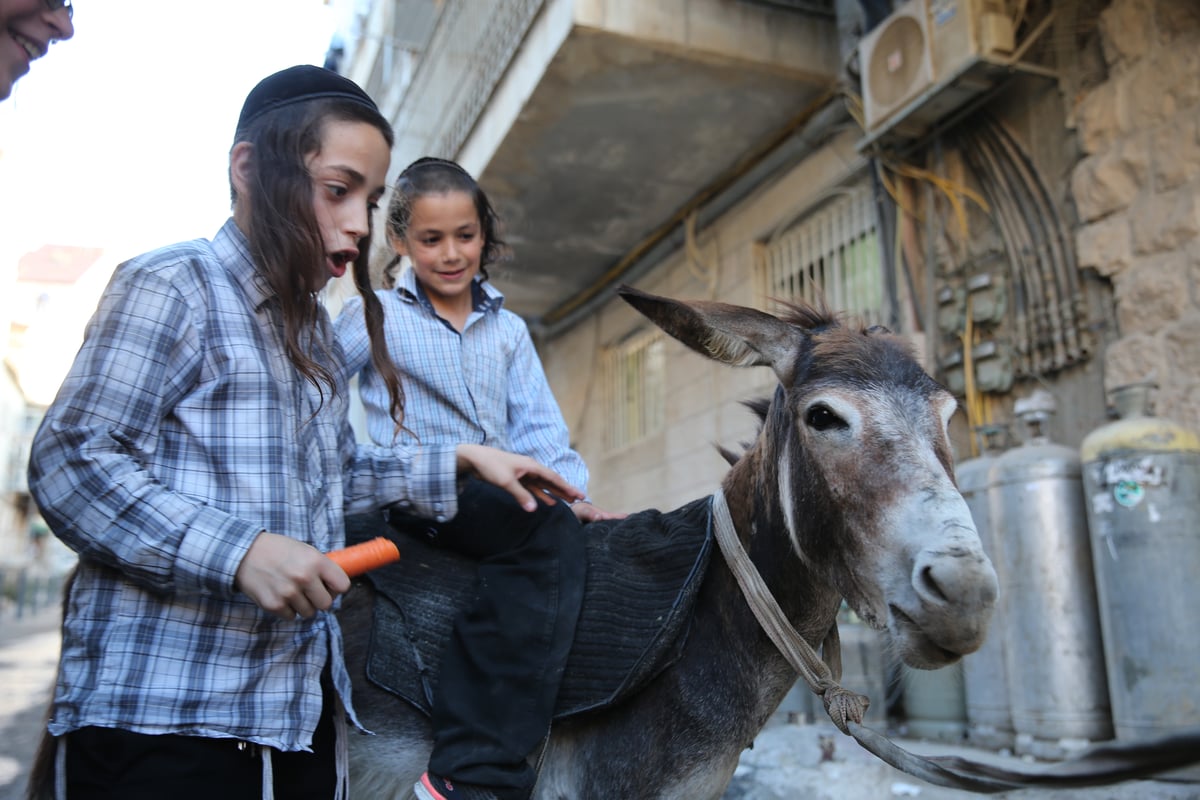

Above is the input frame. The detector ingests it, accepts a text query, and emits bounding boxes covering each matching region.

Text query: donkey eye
[805,404,847,432]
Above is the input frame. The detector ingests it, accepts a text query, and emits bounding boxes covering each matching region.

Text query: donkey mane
[717,398,770,466]
[772,297,836,331]
[714,300,922,469]
[772,298,920,377]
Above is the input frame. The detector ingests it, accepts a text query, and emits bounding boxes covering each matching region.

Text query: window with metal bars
[756,185,885,326]
[600,329,665,451]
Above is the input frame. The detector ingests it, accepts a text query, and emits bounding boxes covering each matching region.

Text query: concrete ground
[725,717,1200,800]
[0,607,59,800]
[1,609,1196,800]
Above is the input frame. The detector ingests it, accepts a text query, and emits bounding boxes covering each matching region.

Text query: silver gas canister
[988,390,1112,751]
[957,425,1014,749]
[1081,382,1200,740]
[900,660,966,742]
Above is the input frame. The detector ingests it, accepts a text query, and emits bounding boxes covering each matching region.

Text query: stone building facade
[1072,0,1200,433]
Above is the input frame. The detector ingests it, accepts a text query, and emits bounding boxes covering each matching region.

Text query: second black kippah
[236,64,379,135]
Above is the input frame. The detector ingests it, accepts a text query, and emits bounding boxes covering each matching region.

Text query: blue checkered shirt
[27,220,459,750]
[334,264,589,507]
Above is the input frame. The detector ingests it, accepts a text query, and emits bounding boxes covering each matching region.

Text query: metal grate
[757,187,885,325]
[600,330,665,451]
[388,0,546,163]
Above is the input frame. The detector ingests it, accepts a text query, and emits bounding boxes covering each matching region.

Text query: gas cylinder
[1080,382,1200,740]
[900,660,966,742]
[957,425,1014,749]
[987,390,1112,751]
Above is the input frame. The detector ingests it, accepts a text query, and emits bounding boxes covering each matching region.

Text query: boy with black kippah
[25,64,583,800]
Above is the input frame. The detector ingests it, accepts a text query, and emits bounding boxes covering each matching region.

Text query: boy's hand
[571,501,626,523]
[235,532,351,620]
[455,443,584,512]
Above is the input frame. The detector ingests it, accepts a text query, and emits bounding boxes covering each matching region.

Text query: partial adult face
[306,118,391,290]
[0,0,74,101]
[396,190,484,316]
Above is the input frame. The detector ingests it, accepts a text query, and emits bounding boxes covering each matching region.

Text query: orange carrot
[327,536,400,577]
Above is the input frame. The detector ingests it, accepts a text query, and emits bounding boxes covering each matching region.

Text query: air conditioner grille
[867,15,929,107]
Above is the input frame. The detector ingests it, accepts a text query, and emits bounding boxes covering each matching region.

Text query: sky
[0,0,343,264]
[0,0,347,404]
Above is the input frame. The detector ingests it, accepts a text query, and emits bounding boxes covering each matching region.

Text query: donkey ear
[617,285,801,385]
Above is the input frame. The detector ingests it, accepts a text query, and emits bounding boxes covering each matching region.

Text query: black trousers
[62,676,337,799]
[386,479,586,800]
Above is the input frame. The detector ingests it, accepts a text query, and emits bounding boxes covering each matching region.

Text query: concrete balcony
[348,0,840,332]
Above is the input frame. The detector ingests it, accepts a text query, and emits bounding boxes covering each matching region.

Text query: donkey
[339,285,999,799]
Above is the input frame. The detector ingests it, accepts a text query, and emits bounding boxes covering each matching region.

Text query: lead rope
[709,489,868,735]
[709,489,1200,792]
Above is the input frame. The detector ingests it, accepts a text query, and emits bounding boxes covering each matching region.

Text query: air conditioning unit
[859,0,1016,143]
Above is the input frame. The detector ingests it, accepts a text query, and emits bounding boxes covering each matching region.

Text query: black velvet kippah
[236,64,379,135]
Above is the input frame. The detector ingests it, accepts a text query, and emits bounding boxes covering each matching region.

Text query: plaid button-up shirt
[28,220,456,750]
[334,265,589,503]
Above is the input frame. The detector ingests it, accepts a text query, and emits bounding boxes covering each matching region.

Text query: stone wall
[1071,0,1200,431]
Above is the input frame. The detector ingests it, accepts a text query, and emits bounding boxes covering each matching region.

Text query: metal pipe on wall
[955,115,1088,378]
[958,135,1038,376]
[971,125,1063,373]
[987,119,1085,362]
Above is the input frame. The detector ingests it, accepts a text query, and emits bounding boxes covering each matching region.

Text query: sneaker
[414,771,497,800]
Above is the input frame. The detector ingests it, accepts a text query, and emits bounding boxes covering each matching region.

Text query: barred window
[757,186,885,326]
[600,329,665,451]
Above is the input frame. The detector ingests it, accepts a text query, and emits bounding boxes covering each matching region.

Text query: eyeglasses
[45,0,73,18]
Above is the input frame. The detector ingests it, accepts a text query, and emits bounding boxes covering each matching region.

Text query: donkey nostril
[918,565,950,605]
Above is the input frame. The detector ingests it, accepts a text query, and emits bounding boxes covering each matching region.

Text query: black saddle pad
[347,495,713,720]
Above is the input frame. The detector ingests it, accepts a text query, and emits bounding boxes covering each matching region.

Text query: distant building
[1,244,107,572]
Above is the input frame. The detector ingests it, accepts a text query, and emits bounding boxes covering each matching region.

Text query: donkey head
[618,285,997,669]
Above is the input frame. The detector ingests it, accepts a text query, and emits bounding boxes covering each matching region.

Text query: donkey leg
[340,581,432,799]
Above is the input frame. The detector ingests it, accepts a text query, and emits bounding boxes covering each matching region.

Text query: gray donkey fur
[338,286,998,799]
